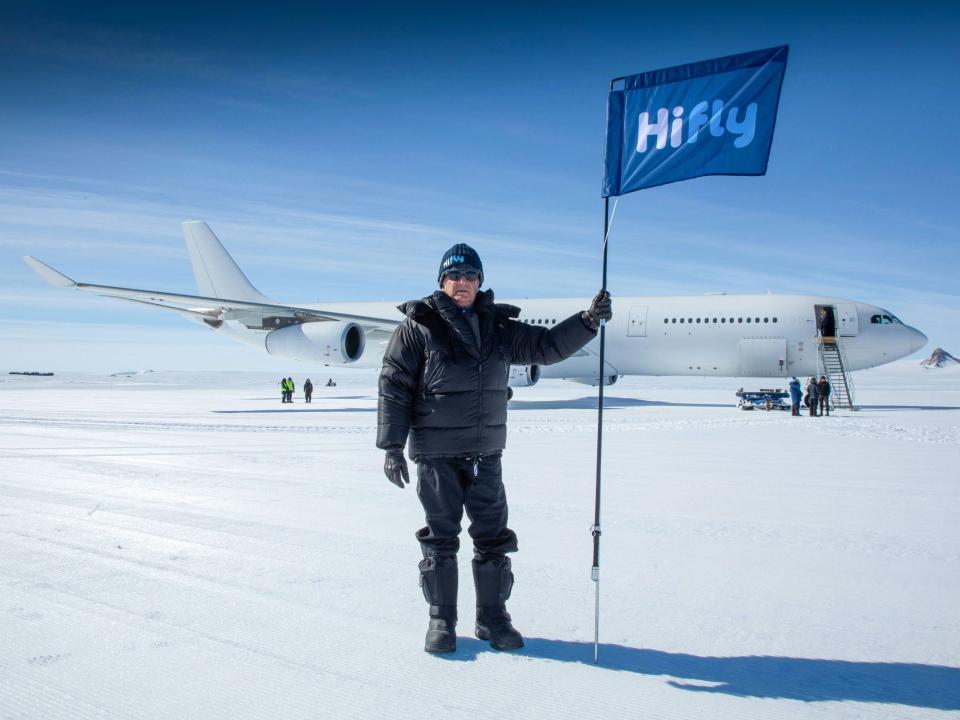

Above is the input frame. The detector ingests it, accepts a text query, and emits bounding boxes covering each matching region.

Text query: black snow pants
[414,455,518,559]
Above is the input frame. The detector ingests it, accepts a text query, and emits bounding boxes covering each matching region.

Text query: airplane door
[837,303,859,336]
[739,338,787,376]
[627,306,648,337]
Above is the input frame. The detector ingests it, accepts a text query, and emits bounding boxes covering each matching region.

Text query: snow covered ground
[1,362,957,719]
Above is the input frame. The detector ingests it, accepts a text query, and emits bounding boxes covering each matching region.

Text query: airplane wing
[22,256,401,334]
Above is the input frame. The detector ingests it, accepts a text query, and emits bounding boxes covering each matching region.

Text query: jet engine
[265,321,365,365]
[508,365,541,388]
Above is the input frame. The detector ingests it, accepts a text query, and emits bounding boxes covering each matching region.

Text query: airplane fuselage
[216,292,927,380]
[26,223,927,384]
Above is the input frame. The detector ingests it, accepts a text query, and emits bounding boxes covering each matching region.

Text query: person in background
[304,378,313,403]
[806,376,820,417]
[788,376,802,416]
[287,377,295,403]
[817,375,831,416]
[280,377,289,403]
[819,307,836,343]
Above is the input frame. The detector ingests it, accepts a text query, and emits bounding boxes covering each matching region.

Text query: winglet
[22,256,78,288]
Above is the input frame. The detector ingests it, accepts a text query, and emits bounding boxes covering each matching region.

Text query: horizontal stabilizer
[22,256,77,288]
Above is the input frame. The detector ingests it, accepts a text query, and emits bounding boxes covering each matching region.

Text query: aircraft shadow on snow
[858,405,960,412]
[211,396,376,413]
[508,396,730,410]
[212,407,376,414]
[443,639,959,710]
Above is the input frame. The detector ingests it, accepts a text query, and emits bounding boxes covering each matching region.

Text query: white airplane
[23,221,926,387]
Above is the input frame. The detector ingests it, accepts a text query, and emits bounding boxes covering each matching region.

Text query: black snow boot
[419,555,457,653]
[473,555,524,651]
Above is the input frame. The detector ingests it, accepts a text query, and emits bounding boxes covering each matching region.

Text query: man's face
[441,269,480,308]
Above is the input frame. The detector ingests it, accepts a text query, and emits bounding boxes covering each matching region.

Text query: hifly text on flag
[603,45,789,197]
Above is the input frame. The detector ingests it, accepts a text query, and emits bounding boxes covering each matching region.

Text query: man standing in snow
[806,377,820,417]
[788,377,802,416]
[377,243,611,654]
[817,375,831,416]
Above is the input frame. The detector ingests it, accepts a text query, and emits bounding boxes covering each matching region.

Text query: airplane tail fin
[182,221,272,303]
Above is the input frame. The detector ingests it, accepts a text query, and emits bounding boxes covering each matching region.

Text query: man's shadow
[441,638,959,710]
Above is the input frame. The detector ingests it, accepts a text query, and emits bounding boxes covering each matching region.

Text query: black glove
[582,290,613,330]
[384,448,410,489]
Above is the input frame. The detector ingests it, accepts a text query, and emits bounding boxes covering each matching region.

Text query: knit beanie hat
[438,243,483,287]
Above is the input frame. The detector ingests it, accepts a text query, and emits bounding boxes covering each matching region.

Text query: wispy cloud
[0,178,597,286]
[0,19,367,105]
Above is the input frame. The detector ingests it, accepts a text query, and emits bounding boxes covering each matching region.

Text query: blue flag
[603,46,788,197]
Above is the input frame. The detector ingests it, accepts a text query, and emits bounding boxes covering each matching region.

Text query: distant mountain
[920,348,960,368]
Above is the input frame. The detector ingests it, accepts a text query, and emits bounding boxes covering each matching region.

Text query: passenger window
[738,318,743,323]
[680,318,685,323]
[721,318,726,323]
[773,317,778,323]
[764,317,769,323]
[688,318,693,323]
[755,317,760,323]
[672,318,676,324]
[746,317,751,323]
[696,318,701,323]
[712,318,717,323]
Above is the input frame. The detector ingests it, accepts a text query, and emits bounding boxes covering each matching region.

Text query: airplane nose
[909,327,928,354]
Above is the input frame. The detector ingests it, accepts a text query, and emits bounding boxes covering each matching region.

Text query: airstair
[818,336,857,410]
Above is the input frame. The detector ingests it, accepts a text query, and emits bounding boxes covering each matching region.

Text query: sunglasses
[444,270,480,282]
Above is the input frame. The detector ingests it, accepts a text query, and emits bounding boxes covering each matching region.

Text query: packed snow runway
[1,363,957,719]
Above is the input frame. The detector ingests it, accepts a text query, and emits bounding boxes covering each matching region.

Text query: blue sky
[1,2,957,371]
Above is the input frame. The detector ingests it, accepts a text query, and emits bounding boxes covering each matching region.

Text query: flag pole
[591,192,610,664]
[592,73,624,665]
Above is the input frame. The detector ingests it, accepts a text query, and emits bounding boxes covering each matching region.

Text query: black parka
[377,289,596,459]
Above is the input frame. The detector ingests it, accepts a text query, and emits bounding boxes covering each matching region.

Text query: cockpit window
[871,313,902,325]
